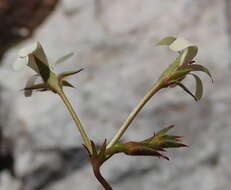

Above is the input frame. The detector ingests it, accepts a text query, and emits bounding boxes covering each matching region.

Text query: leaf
[190,73,203,100]
[173,80,198,101]
[185,64,213,82]
[24,74,39,97]
[156,36,176,46]
[55,52,74,64]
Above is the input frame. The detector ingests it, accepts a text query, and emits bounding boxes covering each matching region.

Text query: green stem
[58,89,92,154]
[107,81,163,148]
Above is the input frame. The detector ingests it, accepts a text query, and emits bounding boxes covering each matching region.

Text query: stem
[58,89,92,154]
[93,167,113,190]
[107,81,163,148]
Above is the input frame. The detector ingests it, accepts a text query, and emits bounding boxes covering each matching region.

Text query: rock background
[0,0,231,189]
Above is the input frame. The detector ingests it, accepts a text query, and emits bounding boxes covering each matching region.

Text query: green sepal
[61,80,75,88]
[23,83,47,92]
[155,125,174,136]
[58,68,84,81]
[173,80,198,101]
[106,125,187,161]
[190,73,203,100]
[185,64,213,82]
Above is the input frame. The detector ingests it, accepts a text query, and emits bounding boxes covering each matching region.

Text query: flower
[156,36,213,101]
[13,42,82,96]
[105,125,187,160]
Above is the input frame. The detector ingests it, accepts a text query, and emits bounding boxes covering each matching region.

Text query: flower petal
[18,42,38,57]
[169,37,194,52]
[13,56,29,71]
[24,74,39,97]
[156,36,176,46]
[55,52,74,64]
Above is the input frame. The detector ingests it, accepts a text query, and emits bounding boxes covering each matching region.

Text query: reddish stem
[93,166,113,190]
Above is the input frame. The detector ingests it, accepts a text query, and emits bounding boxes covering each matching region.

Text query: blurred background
[0,0,230,189]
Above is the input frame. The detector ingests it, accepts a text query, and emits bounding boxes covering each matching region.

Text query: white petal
[169,37,194,52]
[13,57,29,71]
[18,42,49,65]
[18,42,38,57]
[24,74,39,97]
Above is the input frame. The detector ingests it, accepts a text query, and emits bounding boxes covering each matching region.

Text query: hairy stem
[107,81,163,148]
[58,90,92,154]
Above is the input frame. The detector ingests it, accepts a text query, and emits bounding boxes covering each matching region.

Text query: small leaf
[24,74,39,97]
[190,73,203,100]
[156,36,176,46]
[173,80,198,101]
[185,64,213,82]
[55,52,74,64]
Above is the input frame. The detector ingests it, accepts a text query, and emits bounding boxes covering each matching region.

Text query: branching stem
[107,81,163,148]
[58,89,92,154]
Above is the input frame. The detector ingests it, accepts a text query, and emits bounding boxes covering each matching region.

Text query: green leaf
[156,36,176,46]
[185,64,213,82]
[173,80,198,101]
[190,73,203,100]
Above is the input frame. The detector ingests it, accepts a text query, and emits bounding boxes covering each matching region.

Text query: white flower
[13,42,49,73]
[13,42,82,97]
